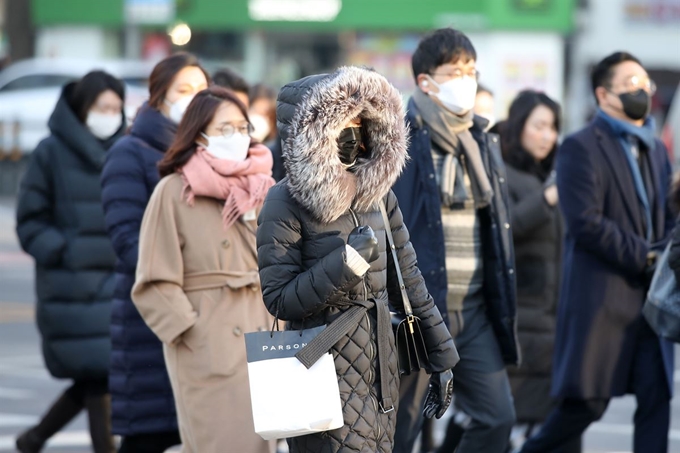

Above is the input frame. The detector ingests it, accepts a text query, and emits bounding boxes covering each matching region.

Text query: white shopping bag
[245,325,344,440]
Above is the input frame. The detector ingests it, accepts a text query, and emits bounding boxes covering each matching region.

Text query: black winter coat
[552,117,675,399]
[16,84,124,379]
[257,67,458,453]
[100,104,179,435]
[504,164,562,423]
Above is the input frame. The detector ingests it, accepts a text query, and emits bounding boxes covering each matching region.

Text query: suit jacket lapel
[594,120,646,237]
[647,140,665,242]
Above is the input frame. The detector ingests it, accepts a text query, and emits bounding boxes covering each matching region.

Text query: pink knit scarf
[180,144,275,229]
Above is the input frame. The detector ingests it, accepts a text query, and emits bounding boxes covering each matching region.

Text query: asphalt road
[0,197,678,453]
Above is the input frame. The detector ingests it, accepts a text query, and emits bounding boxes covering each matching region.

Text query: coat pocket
[208,312,248,377]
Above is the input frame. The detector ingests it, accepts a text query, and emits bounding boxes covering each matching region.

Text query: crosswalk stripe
[0,430,91,451]
[0,387,34,400]
[0,413,37,427]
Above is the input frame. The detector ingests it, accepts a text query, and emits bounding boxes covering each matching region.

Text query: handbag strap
[379,201,414,317]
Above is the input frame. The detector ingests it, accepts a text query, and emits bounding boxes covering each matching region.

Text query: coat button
[221,239,230,248]
[499,177,505,183]
[439,267,445,272]
[508,268,514,275]
[504,223,510,229]
[423,130,428,135]
[233,327,242,336]
[492,136,498,143]
[429,173,435,179]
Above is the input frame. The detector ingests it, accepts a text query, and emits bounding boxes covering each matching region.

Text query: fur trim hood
[283,66,409,224]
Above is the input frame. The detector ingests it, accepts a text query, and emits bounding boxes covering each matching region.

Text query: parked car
[0,58,154,154]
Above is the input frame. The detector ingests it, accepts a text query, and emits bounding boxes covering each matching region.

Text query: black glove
[423,369,454,419]
[347,226,380,263]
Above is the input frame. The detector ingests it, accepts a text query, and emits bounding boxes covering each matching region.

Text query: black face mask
[337,127,363,166]
[617,89,651,121]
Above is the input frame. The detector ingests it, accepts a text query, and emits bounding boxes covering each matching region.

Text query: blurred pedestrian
[392,28,518,453]
[101,53,209,453]
[131,86,276,453]
[251,83,286,181]
[497,90,581,452]
[257,66,459,453]
[520,52,675,453]
[474,84,495,132]
[213,67,251,108]
[15,70,127,453]
[249,83,278,143]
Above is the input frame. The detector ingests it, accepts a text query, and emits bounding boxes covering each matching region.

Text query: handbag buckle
[407,315,415,334]
[380,403,395,414]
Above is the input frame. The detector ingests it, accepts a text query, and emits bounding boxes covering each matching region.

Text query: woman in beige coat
[132,86,276,453]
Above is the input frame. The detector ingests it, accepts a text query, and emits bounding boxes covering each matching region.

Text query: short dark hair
[249,83,276,105]
[499,89,561,177]
[158,86,252,177]
[477,84,493,97]
[213,68,250,96]
[590,51,642,102]
[148,52,210,111]
[69,70,125,123]
[412,28,477,82]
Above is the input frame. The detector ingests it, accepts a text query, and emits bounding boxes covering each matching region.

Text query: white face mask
[201,132,251,161]
[165,95,195,124]
[86,111,122,139]
[249,113,271,142]
[428,76,478,115]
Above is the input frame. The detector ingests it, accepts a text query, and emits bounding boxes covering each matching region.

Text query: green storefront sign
[33,0,575,32]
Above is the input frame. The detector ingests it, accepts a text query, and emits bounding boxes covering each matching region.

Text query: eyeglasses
[430,68,480,81]
[218,123,254,138]
[620,75,657,95]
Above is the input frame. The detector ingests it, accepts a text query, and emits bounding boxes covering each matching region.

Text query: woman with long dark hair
[497,90,579,452]
[15,70,126,453]
[131,86,277,453]
[101,53,209,453]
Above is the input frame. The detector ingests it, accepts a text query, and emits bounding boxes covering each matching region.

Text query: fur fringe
[283,66,409,224]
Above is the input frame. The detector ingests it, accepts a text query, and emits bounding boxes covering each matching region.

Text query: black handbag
[380,202,429,375]
[644,241,680,343]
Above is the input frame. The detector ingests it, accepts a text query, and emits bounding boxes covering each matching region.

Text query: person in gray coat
[15,71,126,453]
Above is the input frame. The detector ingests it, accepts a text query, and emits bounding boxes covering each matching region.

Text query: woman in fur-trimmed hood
[257,66,460,453]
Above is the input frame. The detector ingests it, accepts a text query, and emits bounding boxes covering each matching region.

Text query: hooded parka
[257,66,459,453]
[16,83,124,379]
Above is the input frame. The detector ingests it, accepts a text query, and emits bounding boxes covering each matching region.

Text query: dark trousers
[521,320,670,453]
[395,306,516,453]
[118,430,182,453]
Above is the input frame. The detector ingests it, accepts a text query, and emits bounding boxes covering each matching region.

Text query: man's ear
[594,86,609,107]
[416,74,432,93]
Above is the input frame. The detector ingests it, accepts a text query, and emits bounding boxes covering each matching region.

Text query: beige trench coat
[132,174,275,453]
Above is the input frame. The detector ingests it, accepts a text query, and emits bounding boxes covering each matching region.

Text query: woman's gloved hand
[423,369,454,419]
[347,226,380,263]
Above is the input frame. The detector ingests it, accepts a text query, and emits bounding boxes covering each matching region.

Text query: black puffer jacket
[504,164,562,423]
[257,67,459,453]
[16,84,125,379]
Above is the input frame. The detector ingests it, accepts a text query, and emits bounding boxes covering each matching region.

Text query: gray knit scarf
[413,88,494,209]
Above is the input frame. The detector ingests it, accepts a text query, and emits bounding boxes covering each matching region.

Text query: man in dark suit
[520,52,675,453]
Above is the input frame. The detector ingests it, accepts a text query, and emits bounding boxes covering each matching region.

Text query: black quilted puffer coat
[257,66,459,453]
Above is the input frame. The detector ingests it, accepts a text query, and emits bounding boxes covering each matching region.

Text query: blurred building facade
[568,0,680,133]
[29,0,575,129]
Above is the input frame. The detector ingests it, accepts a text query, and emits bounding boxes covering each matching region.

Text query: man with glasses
[519,52,674,453]
[392,28,518,453]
